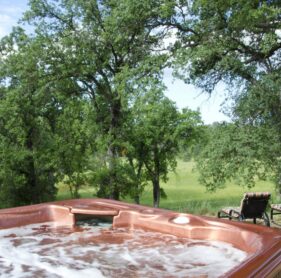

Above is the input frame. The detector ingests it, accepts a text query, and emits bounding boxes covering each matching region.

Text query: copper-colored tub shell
[0,198,280,277]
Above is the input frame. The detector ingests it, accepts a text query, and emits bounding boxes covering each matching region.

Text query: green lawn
[57,160,278,216]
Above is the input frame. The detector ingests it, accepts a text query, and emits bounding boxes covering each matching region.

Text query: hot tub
[0,198,280,277]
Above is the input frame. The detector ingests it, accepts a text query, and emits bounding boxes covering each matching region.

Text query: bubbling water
[0,222,248,278]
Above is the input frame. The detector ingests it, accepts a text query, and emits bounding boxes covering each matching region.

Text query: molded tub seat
[0,198,280,277]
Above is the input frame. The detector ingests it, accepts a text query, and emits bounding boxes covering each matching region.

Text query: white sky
[0,0,230,124]
[163,68,229,123]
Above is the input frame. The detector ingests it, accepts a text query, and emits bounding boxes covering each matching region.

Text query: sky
[0,0,230,124]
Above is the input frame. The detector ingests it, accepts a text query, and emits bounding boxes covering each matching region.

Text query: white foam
[0,223,248,277]
[172,216,190,224]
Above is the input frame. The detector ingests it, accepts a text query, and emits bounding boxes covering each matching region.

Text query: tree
[23,0,169,200]
[54,96,94,198]
[0,26,96,205]
[0,29,59,206]
[196,122,279,192]
[129,88,202,207]
[170,0,281,91]
[165,0,281,194]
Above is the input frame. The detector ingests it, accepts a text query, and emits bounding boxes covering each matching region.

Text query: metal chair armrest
[229,209,242,220]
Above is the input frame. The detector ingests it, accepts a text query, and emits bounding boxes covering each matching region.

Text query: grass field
[57,160,278,216]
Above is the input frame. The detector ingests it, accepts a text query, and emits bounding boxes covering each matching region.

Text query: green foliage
[0,29,58,207]
[89,158,137,199]
[167,0,281,194]
[0,0,207,207]
[0,27,94,206]
[54,97,93,198]
[172,0,281,90]
[196,123,279,191]
[129,89,203,207]
[22,0,172,200]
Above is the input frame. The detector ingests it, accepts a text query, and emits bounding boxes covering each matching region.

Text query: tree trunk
[27,155,39,204]
[152,143,160,208]
[26,128,40,204]
[110,187,120,200]
[153,177,160,208]
[74,184,80,198]
[107,97,122,200]
[107,146,118,200]
[128,158,142,204]
[134,186,140,204]
[134,162,144,204]
[69,184,74,198]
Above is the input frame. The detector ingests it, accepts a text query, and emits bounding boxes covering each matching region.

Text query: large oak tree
[23,0,170,200]
[168,0,281,194]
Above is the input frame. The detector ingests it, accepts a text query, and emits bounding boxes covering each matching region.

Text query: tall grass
[57,160,277,216]
[136,160,277,215]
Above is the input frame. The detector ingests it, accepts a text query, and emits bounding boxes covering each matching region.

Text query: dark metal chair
[270,204,281,223]
[218,192,271,227]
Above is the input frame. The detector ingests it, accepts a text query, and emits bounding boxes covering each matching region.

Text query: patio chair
[270,204,281,223]
[217,192,271,227]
